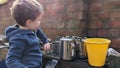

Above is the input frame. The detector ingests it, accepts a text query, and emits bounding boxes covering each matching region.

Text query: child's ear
[26,19,32,26]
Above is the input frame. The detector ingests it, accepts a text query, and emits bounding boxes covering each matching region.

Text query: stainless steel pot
[50,41,60,56]
[59,37,76,60]
[74,37,87,58]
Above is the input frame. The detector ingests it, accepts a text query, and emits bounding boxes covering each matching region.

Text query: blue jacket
[5,24,49,68]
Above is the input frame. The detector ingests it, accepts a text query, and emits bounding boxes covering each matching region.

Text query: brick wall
[0,0,88,39]
[38,0,88,39]
[0,0,120,48]
[0,0,15,34]
[88,0,120,48]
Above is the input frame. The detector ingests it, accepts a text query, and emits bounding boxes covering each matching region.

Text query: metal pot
[50,41,60,56]
[74,37,87,58]
[59,37,76,60]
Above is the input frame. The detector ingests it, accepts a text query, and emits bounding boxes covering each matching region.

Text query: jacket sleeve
[6,37,28,68]
[36,28,49,44]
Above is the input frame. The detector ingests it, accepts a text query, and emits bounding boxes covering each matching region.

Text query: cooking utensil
[59,37,76,60]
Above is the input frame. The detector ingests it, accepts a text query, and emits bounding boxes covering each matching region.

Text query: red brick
[111,20,120,28]
[98,29,108,37]
[43,28,58,36]
[103,0,120,10]
[110,38,120,48]
[111,10,120,19]
[91,0,103,3]
[90,3,102,12]
[108,29,120,37]
[76,2,84,11]
[88,30,97,37]
[67,4,78,12]
[46,7,57,16]
[41,21,65,29]
[77,12,83,20]
[57,29,71,36]
[88,22,96,29]
[67,12,83,20]
[98,12,110,19]
[67,0,75,5]
[67,2,84,12]
[89,11,100,20]
[67,29,83,36]
[46,3,65,16]
[66,20,80,29]
[56,14,67,21]
[79,22,87,28]
[88,21,102,29]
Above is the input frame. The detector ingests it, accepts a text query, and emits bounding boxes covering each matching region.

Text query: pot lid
[60,37,73,41]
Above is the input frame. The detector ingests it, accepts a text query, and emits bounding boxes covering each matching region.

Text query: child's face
[26,13,43,31]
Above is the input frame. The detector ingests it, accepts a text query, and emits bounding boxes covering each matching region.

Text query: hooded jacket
[5,24,48,68]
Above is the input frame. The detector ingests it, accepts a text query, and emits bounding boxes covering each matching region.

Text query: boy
[5,0,50,68]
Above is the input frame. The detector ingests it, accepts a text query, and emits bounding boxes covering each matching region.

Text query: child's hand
[43,43,50,51]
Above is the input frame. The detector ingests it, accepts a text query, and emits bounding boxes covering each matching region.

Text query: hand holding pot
[43,43,51,51]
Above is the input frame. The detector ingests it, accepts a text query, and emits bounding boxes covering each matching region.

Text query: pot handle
[70,43,75,57]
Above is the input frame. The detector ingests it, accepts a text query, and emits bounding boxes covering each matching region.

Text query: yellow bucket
[84,38,111,67]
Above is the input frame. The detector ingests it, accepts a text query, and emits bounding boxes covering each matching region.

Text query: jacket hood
[5,24,34,40]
